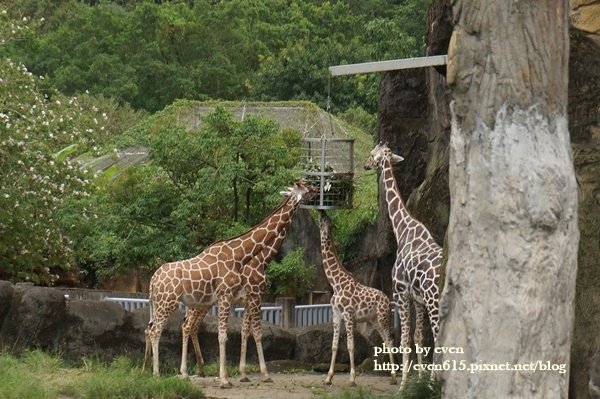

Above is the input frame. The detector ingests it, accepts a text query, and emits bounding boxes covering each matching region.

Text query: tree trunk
[438,1,578,398]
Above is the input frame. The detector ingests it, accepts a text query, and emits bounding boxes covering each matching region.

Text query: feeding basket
[301,137,354,209]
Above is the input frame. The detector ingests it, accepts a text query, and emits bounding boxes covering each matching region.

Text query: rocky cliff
[569,19,600,399]
[375,0,599,397]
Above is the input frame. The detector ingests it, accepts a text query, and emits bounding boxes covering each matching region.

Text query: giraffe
[180,190,296,383]
[364,142,442,388]
[317,210,397,387]
[142,181,317,388]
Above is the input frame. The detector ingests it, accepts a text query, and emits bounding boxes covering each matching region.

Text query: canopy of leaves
[4,0,431,113]
[266,247,315,298]
[66,104,301,283]
[0,11,143,283]
[0,0,432,285]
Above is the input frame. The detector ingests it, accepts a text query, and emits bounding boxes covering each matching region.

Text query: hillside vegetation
[0,0,431,286]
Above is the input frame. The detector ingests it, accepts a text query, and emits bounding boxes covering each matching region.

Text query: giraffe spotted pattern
[364,142,442,389]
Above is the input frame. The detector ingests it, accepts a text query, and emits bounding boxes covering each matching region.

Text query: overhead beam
[329,55,448,76]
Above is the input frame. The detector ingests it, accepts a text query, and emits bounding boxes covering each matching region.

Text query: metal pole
[329,55,448,76]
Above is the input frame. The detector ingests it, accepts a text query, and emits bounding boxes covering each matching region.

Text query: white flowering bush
[0,11,106,283]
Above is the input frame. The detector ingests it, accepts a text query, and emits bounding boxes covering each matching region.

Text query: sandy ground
[191,372,399,399]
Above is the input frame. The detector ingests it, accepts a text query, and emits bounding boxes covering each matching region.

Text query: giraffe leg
[396,296,411,390]
[427,295,440,343]
[182,307,208,378]
[426,294,440,385]
[147,322,169,376]
[143,328,151,373]
[414,303,426,380]
[217,296,233,388]
[324,307,341,385]
[239,301,252,382]
[343,313,357,387]
[180,309,193,379]
[190,328,206,377]
[144,304,176,376]
[249,296,272,382]
[376,303,397,385]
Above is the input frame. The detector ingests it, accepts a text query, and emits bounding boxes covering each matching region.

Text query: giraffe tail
[147,282,155,325]
[143,281,154,372]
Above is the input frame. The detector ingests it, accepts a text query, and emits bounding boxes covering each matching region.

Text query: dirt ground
[191,372,399,399]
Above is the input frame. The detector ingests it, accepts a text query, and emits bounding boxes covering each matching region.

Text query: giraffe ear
[280,186,294,196]
[391,153,404,164]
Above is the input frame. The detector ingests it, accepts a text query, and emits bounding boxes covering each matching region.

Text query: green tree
[251,0,430,113]
[5,0,432,114]
[68,104,301,283]
[0,6,143,284]
[266,247,315,298]
[0,14,85,282]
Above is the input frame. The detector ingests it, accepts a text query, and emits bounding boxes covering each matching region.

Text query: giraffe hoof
[262,377,273,383]
[349,381,357,387]
[239,376,250,383]
[323,380,332,386]
[220,381,233,389]
[178,373,189,380]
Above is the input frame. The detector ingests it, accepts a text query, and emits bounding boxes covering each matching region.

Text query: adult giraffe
[179,189,298,383]
[143,181,316,388]
[364,142,442,388]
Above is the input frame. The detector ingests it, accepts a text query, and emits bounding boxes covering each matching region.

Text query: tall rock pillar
[438,1,579,397]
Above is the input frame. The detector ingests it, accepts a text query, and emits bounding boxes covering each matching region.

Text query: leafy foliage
[0,60,85,284]
[0,0,432,284]
[5,0,431,113]
[266,247,316,298]
[67,105,301,283]
[0,11,140,283]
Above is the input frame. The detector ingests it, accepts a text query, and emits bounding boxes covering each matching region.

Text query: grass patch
[0,353,48,399]
[0,351,204,399]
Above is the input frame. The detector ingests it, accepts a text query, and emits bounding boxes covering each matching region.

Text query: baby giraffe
[318,210,397,386]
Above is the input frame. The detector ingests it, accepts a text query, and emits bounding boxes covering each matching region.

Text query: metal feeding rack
[300,136,354,209]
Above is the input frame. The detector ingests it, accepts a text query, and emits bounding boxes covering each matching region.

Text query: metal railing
[104,297,401,329]
[104,297,320,327]
[295,304,332,326]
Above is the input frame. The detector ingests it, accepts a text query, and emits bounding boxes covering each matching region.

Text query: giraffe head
[280,181,318,205]
[317,209,334,239]
[363,142,404,170]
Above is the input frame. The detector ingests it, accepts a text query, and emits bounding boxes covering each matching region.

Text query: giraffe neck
[225,197,298,265]
[381,157,414,245]
[244,227,288,272]
[319,229,353,289]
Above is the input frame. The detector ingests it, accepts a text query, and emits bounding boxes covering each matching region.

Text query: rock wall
[569,27,600,399]
[0,282,375,373]
[0,282,294,367]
